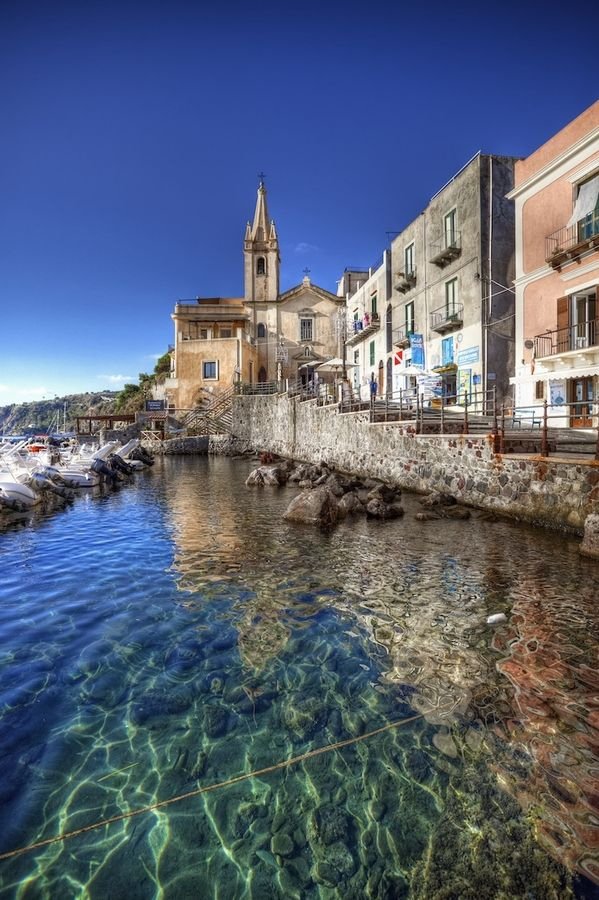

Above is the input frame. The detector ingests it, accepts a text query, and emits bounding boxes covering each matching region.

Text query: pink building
[509,101,599,427]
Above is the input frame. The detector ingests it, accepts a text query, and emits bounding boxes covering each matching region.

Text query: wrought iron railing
[545,210,599,260]
[429,232,461,265]
[533,318,598,358]
[430,303,464,331]
[393,325,414,346]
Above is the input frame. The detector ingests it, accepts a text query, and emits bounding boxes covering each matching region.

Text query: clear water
[0,456,597,899]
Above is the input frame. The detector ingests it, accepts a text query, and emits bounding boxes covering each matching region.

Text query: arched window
[257,322,266,338]
[258,366,268,383]
[386,304,393,353]
[257,257,266,275]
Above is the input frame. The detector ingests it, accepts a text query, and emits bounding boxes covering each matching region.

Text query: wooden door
[569,377,593,427]
[378,361,384,398]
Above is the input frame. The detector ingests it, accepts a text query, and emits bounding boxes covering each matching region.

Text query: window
[369,340,375,366]
[257,257,265,275]
[203,361,218,379]
[304,346,312,357]
[445,278,458,316]
[200,328,208,340]
[257,322,266,338]
[535,381,545,400]
[444,208,457,248]
[404,243,415,276]
[220,328,232,338]
[300,318,313,342]
[405,301,415,334]
[442,336,454,365]
[354,350,359,364]
[568,174,599,240]
[370,292,378,317]
[386,304,393,353]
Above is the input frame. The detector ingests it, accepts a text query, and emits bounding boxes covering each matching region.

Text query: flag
[394,350,403,366]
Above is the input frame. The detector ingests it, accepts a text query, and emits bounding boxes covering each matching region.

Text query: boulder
[366,498,404,519]
[420,491,457,508]
[325,472,349,497]
[338,492,366,517]
[283,487,339,527]
[580,513,599,559]
[367,482,399,504]
[245,465,287,487]
[437,505,471,520]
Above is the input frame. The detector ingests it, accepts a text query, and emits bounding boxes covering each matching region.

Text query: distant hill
[0,391,120,435]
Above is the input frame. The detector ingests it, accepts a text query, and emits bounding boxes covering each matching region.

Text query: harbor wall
[229,394,599,533]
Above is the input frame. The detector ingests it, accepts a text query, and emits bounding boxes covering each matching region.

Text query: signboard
[550,381,566,406]
[393,350,403,366]
[458,368,472,400]
[411,333,425,368]
[457,346,480,366]
[145,400,165,411]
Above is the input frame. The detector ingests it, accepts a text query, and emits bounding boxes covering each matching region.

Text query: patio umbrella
[316,358,357,373]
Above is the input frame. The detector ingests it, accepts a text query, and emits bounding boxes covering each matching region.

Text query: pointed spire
[245,221,251,241]
[269,220,277,241]
[251,181,270,242]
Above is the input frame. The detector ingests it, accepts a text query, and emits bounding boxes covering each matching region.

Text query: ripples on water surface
[0,456,597,899]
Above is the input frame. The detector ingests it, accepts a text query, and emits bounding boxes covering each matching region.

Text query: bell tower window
[257,257,266,275]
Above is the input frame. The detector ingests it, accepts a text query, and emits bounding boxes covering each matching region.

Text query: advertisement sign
[550,381,566,406]
[457,368,471,400]
[457,346,480,366]
[411,333,425,368]
[145,400,165,411]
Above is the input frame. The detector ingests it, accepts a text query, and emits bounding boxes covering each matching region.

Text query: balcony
[395,268,417,294]
[430,303,463,334]
[534,319,598,359]
[346,312,380,346]
[393,326,414,349]
[546,211,599,269]
[429,232,461,267]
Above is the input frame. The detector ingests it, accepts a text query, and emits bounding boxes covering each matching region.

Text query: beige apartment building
[509,100,599,426]
[165,182,343,410]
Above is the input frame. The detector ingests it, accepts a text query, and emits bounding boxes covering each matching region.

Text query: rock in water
[283,487,339,527]
[580,513,599,559]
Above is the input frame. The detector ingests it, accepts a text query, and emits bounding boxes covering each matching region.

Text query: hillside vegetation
[0,351,172,434]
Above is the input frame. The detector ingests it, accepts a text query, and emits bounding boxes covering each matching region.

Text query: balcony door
[571,290,596,350]
[569,377,594,428]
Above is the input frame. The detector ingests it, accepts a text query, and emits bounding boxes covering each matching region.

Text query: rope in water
[0,711,425,863]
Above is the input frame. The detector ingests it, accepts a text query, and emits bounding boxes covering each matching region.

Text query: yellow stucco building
[164,181,344,411]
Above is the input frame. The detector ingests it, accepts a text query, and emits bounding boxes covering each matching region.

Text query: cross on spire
[258,171,266,185]
[303,267,311,276]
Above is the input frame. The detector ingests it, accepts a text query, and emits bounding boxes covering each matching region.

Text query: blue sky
[1,0,598,405]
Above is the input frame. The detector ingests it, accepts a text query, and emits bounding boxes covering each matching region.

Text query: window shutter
[557,297,569,331]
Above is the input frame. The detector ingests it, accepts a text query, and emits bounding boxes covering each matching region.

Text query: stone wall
[229,394,599,533]
[143,436,209,455]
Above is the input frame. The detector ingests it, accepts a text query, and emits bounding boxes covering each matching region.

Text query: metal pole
[440,394,444,435]
[500,403,505,454]
[492,388,499,453]
[541,399,549,457]
[463,390,469,435]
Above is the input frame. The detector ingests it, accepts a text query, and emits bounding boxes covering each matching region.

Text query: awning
[433,363,458,374]
[567,174,599,227]
[540,366,599,381]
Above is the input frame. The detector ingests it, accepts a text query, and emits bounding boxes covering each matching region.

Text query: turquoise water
[0,456,597,898]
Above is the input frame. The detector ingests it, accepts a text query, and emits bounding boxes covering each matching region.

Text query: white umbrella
[316,358,357,373]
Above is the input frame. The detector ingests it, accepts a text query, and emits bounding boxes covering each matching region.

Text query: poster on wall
[457,368,471,401]
[549,381,566,406]
[411,333,424,368]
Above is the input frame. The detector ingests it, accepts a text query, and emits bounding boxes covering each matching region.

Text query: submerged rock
[580,513,599,559]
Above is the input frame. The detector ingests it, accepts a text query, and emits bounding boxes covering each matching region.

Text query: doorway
[378,360,385,398]
[569,377,594,428]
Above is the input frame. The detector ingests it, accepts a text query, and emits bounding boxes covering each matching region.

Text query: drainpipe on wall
[484,155,493,413]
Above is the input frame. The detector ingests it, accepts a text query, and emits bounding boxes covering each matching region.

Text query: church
[165,180,344,410]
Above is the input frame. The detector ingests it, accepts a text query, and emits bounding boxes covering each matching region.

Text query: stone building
[508,100,599,427]
[165,181,343,410]
[388,152,517,409]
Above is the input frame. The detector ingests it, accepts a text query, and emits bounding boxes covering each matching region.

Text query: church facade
[165,182,344,410]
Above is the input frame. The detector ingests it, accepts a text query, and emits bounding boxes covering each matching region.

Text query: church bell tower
[244,178,280,305]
